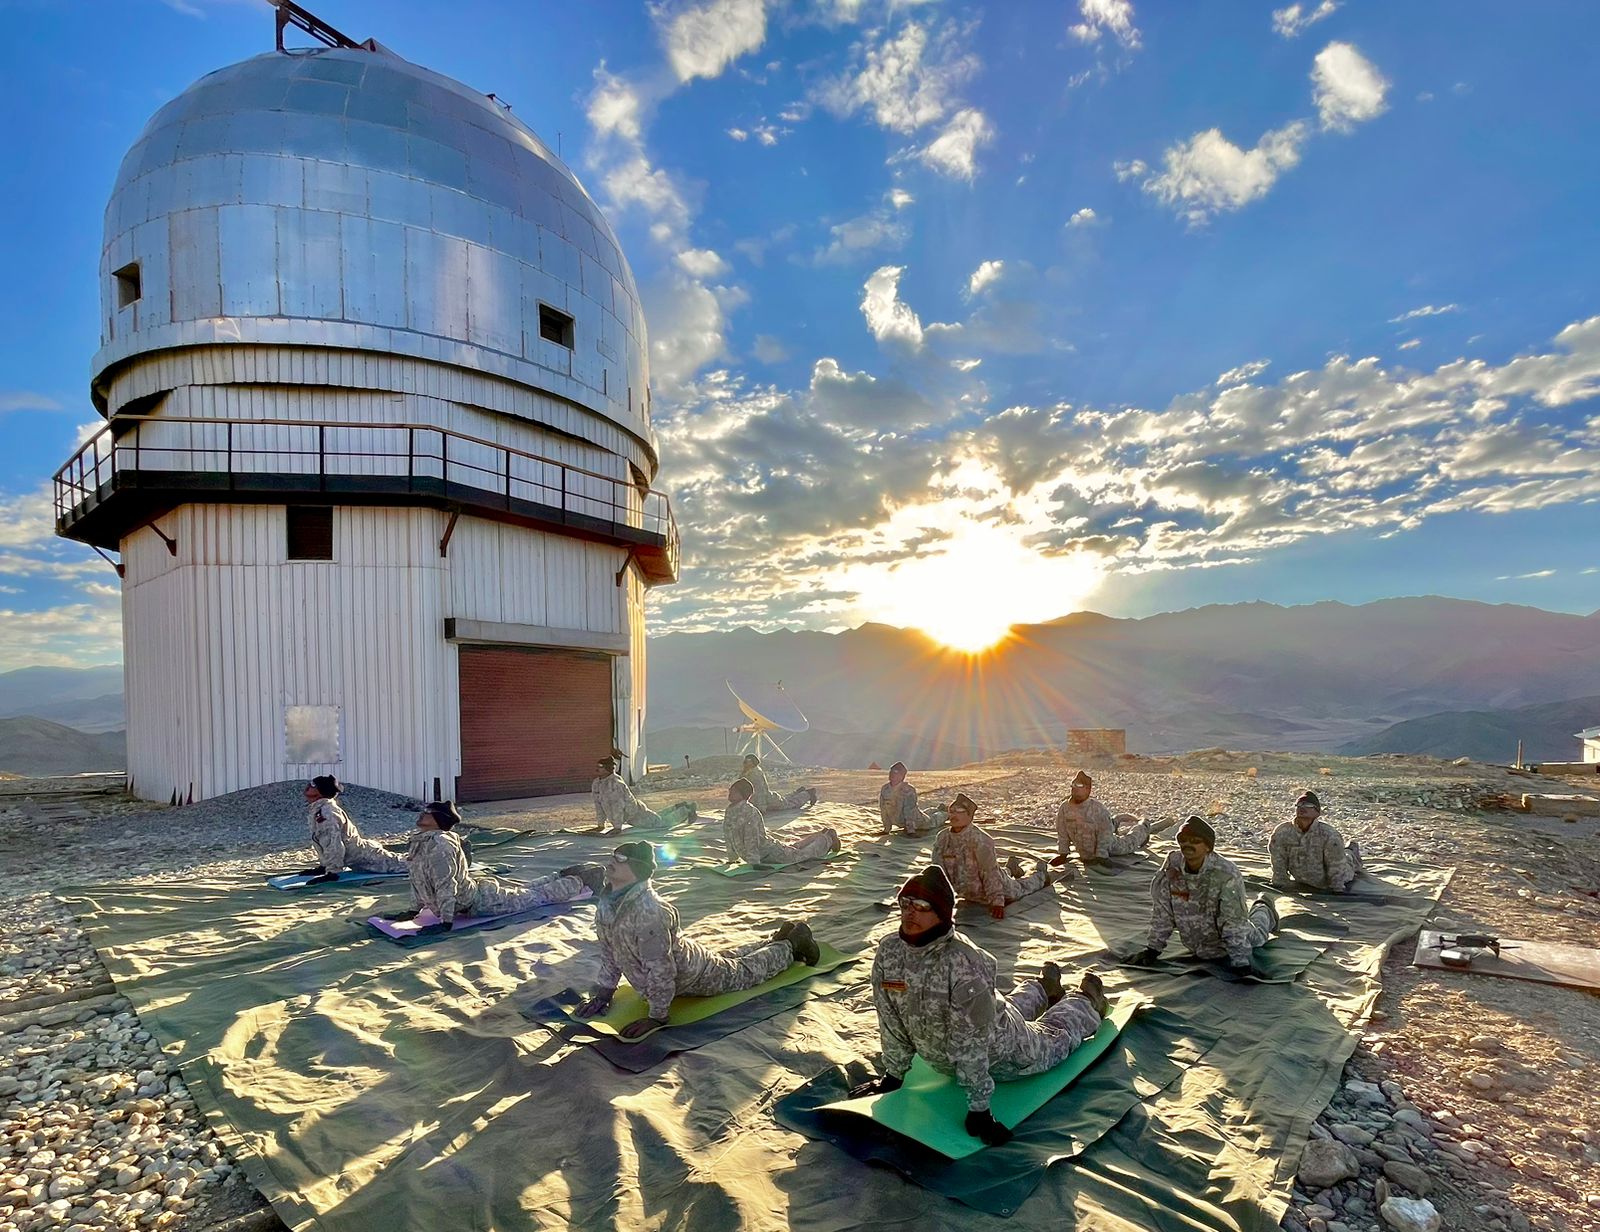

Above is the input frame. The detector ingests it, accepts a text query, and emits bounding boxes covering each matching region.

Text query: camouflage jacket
[407,829,472,924]
[1055,796,1116,858]
[1269,819,1355,889]
[931,822,1007,908]
[308,799,361,873]
[872,928,1003,1110]
[1146,849,1254,965]
[592,773,637,827]
[722,798,774,864]
[879,781,928,832]
[592,880,686,1020]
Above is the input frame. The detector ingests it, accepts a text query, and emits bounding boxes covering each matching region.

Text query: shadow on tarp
[774,1006,1219,1217]
[523,958,864,1073]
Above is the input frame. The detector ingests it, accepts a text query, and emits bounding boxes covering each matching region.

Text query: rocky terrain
[1,754,1597,1232]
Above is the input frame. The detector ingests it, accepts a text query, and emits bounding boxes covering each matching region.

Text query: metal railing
[54,415,678,575]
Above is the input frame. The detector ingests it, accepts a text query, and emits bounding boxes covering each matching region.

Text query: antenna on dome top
[726,679,810,765]
[275,1,363,52]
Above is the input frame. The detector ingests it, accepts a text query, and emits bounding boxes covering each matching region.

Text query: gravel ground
[1,755,1597,1232]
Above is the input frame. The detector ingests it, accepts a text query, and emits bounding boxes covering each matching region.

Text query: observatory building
[53,14,677,803]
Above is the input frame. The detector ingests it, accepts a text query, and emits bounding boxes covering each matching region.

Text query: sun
[848,522,1104,653]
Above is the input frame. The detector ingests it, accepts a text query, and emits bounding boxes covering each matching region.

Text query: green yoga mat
[819,997,1140,1159]
[710,848,854,877]
[1122,936,1327,984]
[560,941,854,1039]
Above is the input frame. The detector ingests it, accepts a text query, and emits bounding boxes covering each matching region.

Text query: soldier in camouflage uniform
[300,776,408,881]
[1052,770,1174,865]
[1269,790,1362,891]
[574,841,825,1038]
[878,761,944,835]
[931,792,1062,920]
[382,802,605,936]
[590,757,697,834]
[740,754,817,813]
[1126,817,1280,972]
[852,866,1109,1147]
[722,778,840,866]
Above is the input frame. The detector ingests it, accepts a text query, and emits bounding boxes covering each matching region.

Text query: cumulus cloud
[587,67,645,142]
[967,260,1005,297]
[1216,359,1271,387]
[676,248,731,279]
[889,187,915,209]
[1132,122,1309,224]
[1069,0,1141,49]
[1067,207,1100,227]
[819,20,978,134]
[918,107,994,180]
[1311,41,1389,131]
[1272,1,1339,38]
[814,195,912,264]
[860,266,925,350]
[1390,303,1459,322]
[658,0,769,84]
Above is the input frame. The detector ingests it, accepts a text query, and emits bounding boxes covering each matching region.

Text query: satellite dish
[726,679,809,764]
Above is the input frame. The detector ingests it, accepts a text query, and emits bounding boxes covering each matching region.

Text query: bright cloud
[819,20,977,134]
[860,266,924,349]
[1134,122,1309,224]
[1069,0,1141,50]
[1067,207,1099,227]
[1312,41,1390,131]
[1272,1,1340,38]
[967,260,1004,297]
[659,0,768,84]
[676,248,732,278]
[814,195,911,264]
[1216,359,1271,386]
[918,106,994,180]
[1390,304,1460,322]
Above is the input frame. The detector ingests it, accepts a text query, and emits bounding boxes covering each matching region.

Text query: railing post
[226,421,234,491]
[560,464,567,522]
[318,424,326,492]
[504,448,512,510]
[134,421,141,481]
[407,427,415,491]
[440,432,447,495]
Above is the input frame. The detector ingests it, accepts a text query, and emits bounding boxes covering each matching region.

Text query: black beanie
[311,775,342,798]
[1177,815,1215,848]
[1073,770,1092,787]
[424,800,462,831]
[899,865,956,926]
[615,840,656,881]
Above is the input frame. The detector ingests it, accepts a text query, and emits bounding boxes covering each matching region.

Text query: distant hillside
[645,725,993,771]
[1338,695,1600,762]
[0,666,122,719]
[0,718,125,776]
[649,597,1600,766]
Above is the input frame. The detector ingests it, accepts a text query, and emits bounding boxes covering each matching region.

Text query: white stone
[1380,1196,1441,1232]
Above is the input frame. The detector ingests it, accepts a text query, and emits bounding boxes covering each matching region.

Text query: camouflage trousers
[465,872,586,917]
[994,864,1050,904]
[1102,814,1151,857]
[612,800,695,832]
[990,984,1104,1081]
[676,938,793,997]
[761,828,837,864]
[343,838,409,875]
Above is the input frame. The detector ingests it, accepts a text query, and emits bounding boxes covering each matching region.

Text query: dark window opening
[538,303,575,349]
[113,262,142,309]
[286,506,334,561]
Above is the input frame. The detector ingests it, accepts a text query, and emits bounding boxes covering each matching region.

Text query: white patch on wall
[285,705,341,764]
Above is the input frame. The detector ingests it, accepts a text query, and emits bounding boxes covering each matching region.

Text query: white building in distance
[54,13,676,804]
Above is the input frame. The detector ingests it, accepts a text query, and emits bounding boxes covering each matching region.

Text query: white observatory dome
[94,46,654,465]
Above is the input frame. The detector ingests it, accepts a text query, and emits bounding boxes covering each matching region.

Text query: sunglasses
[898,896,936,912]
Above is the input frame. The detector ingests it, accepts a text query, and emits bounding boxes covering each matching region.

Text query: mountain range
[644,597,1600,766]
[4,598,1599,774]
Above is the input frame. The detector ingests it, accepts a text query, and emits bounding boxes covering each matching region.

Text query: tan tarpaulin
[59,805,1451,1231]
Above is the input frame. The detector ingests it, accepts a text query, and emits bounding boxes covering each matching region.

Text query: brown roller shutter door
[457,645,615,801]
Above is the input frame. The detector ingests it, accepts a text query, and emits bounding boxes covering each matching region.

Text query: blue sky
[1,0,1597,660]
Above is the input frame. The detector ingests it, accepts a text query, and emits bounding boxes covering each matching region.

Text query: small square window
[538,303,575,349]
[285,705,340,764]
[286,506,333,560]
[113,262,141,309]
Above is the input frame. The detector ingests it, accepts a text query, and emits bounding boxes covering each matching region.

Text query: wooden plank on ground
[1414,928,1600,991]
[1527,762,1600,777]
[1520,793,1600,817]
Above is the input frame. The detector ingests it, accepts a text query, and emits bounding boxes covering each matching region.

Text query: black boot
[786,921,821,966]
[1040,961,1064,1005]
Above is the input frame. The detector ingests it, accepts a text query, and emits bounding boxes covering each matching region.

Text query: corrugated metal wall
[121,504,648,802]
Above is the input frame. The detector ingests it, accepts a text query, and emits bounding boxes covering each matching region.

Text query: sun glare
[849,522,1105,653]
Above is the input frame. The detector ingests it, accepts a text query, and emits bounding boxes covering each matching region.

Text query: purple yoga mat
[367,892,592,938]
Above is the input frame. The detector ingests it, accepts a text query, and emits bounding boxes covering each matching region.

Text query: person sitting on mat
[931,792,1063,920]
[573,840,823,1039]
[1125,816,1280,974]
[1269,790,1363,892]
[1052,770,1174,866]
[382,801,605,936]
[723,778,841,867]
[298,775,409,883]
[850,865,1109,1147]
[878,761,944,836]
[591,757,697,834]
[739,753,817,814]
